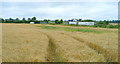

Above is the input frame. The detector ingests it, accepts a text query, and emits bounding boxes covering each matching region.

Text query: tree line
[0,17,119,25]
[0,17,63,24]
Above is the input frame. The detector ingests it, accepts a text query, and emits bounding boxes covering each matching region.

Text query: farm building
[68,19,82,22]
[68,22,95,25]
[30,22,34,24]
[78,22,95,25]
[66,19,95,25]
[63,19,82,24]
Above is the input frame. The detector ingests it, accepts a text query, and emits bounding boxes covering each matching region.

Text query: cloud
[1,2,118,20]
[30,7,65,15]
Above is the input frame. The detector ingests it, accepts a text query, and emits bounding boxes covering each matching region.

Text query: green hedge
[93,24,119,28]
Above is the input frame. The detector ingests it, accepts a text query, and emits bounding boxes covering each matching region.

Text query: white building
[78,22,94,25]
[69,22,95,25]
[30,22,35,24]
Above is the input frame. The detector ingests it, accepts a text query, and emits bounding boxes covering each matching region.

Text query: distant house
[69,22,77,24]
[68,19,82,22]
[67,19,95,25]
[30,22,34,24]
[68,19,82,25]
[78,22,95,25]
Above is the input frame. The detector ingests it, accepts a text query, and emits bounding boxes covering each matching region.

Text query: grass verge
[62,24,119,29]
[37,26,103,33]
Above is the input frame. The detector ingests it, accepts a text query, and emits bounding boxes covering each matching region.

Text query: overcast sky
[1,0,119,20]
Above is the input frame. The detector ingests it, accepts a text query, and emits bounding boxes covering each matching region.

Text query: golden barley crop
[2,23,118,62]
[2,24,49,62]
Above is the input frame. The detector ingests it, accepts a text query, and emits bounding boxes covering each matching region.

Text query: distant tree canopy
[93,20,120,28]
[0,18,4,23]
[82,20,94,22]
[22,18,26,23]
[55,19,63,24]
[43,19,49,23]
[1,17,64,24]
[1,17,119,26]
[31,17,36,22]
[96,21,109,25]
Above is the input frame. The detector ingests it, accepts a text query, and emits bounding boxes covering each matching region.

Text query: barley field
[2,23,118,62]
[0,23,2,63]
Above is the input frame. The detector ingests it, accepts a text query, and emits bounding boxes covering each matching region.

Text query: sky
[0,0,119,20]
[1,0,119,2]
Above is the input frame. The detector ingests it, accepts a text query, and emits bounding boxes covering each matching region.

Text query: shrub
[49,23,56,25]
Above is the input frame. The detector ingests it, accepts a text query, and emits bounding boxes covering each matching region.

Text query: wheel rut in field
[71,37,117,62]
[38,31,62,62]
[60,33,115,62]
[37,29,116,62]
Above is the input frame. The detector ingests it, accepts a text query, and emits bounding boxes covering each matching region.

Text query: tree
[0,18,4,23]
[9,18,14,23]
[22,18,26,23]
[35,20,40,24]
[32,17,36,22]
[82,20,94,22]
[27,18,31,23]
[47,19,50,21]
[15,18,20,23]
[43,19,49,23]
[55,19,59,24]
[55,19,63,24]
[60,19,63,24]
